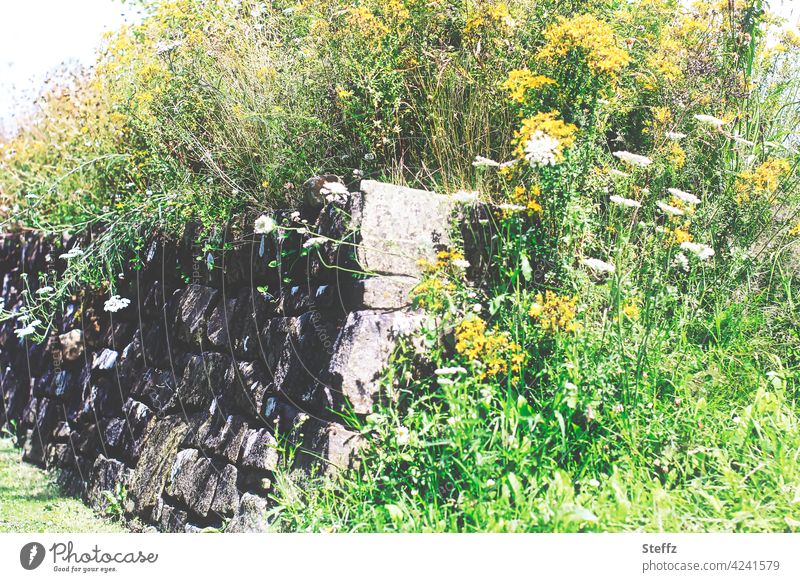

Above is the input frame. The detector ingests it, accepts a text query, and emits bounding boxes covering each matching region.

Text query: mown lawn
[0,439,125,533]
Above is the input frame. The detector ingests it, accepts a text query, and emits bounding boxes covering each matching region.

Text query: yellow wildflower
[789,223,800,237]
[538,14,630,77]
[502,69,556,103]
[513,111,577,164]
[529,291,580,333]
[736,158,792,204]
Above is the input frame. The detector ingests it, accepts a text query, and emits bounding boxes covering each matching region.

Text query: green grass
[0,439,125,533]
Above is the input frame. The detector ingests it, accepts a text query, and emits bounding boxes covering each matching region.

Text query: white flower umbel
[581,257,616,274]
[680,241,715,261]
[656,201,685,216]
[666,131,687,140]
[609,195,641,208]
[472,155,500,168]
[609,169,631,178]
[452,190,480,204]
[672,252,690,272]
[104,295,131,313]
[59,248,84,260]
[667,188,701,205]
[15,324,37,338]
[694,114,727,129]
[302,236,327,249]
[35,286,54,295]
[396,426,410,446]
[613,151,653,167]
[434,366,468,375]
[524,131,561,166]
[451,258,470,270]
[254,214,277,234]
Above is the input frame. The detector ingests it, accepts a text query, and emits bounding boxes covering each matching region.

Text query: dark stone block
[170,352,231,412]
[175,284,219,347]
[239,428,280,472]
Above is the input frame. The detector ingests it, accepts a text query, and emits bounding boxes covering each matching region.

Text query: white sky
[0,0,141,133]
[0,0,797,135]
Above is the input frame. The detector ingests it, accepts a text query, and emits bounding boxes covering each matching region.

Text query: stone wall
[0,178,481,532]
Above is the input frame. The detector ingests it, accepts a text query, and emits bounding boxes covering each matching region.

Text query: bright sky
[0,0,797,135]
[0,0,141,133]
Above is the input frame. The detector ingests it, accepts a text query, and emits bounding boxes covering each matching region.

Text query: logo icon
[20,542,46,570]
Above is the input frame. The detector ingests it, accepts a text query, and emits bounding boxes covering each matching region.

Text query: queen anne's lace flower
[472,155,500,167]
[672,252,690,272]
[581,257,616,274]
[666,131,687,140]
[524,131,561,166]
[694,114,727,128]
[667,188,701,205]
[613,151,653,167]
[657,201,684,216]
[609,195,641,208]
[680,241,715,261]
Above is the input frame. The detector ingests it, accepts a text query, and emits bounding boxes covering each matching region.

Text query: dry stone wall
[0,179,486,532]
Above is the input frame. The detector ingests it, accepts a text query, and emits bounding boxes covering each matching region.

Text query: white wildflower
[666,131,687,140]
[609,168,631,178]
[587,478,601,488]
[656,201,684,216]
[289,211,301,221]
[451,258,470,270]
[730,133,754,146]
[581,257,616,274]
[302,236,327,249]
[472,155,500,168]
[609,195,641,209]
[680,241,715,261]
[472,303,483,313]
[498,159,519,169]
[694,114,727,128]
[15,325,37,339]
[524,131,561,166]
[35,286,54,295]
[613,151,653,167]
[667,188,701,205]
[59,248,84,260]
[396,426,410,445]
[319,181,349,196]
[672,252,690,272]
[434,366,468,376]
[486,478,496,487]
[612,403,624,413]
[437,377,456,386]
[254,214,277,234]
[104,295,131,313]
[452,190,480,204]
[497,203,526,211]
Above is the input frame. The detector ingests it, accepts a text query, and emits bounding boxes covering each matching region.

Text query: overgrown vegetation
[2,0,800,531]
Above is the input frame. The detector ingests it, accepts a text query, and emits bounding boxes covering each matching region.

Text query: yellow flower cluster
[502,69,556,103]
[537,14,630,77]
[511,184,544,215]
[789,223,800,237]
[411,277,455,311]
[663,222,693,246]
[736,158,792,204]
[454,317,527,378]
[528,291,580,333]
[464,2,515,40]
[667,142,686,169]
[418,249,467,273]
[347,7,390,44]
[513,111,578,161]
[622,298,641,321]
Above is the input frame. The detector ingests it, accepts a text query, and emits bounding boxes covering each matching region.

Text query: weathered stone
[166,449,236,518]
[353,275,418,310]
[273,312,337,405]
[88,455,127,511]
[227,493,270,532]
[119,399,154,463]
[327,309,423,414]
[210,464,239,517]
[175,284,219,346]
[303,421,363,476]
[239,428,280,472]
[171,352,231,411]
[302,174,345,207]
[130,368,176,413]
[357,180,455,277]
[129,415,190,515]
[195,413,248,464]
[225,360,270,417]
[59,329,84,361]
[92,348,119,371]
